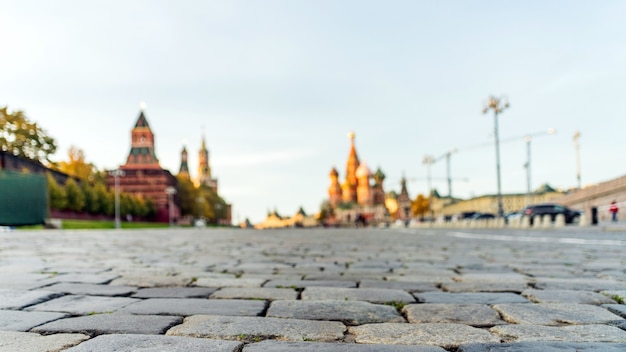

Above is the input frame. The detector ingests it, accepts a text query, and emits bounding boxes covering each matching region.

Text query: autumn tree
[176,175,199,217]
[411,194,430,218]
[0,106,57,164]
[58,146,96,180]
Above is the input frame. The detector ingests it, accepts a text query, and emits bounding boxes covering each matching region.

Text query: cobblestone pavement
[2,227,626,351]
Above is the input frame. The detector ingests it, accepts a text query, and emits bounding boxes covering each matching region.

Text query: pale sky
[2,1,625,224]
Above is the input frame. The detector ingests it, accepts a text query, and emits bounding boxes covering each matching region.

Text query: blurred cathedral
[327,132,389,225]
[177,135,231,225]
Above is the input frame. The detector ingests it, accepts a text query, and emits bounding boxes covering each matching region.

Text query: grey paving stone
[603,304,626,318]
[522,289,617,304]
[403,304,506,327]
[0,310,68,331]
[358,279,438,292]
[442,281,528,293]
[490,324,626,343]
[65,334,243,352]
[133,287,217,298]
[458,342,626,352]
[166,315,346,342]
[264,279,357,288]
[119,298,266,316]
[193,277,266,288]
[42,283,136,297]
[415,292,529,304]
[110,275,194,287]
[349,323,499,349]
[302,287,415,304]
[602,290,626,302]
[26,295,139,315]
[0,289,62,309]
[0,331,89,352]
[32,314,183,336]
[242,341,446,351]
[493,303,625,325]
[210,287,298,300]
[533,278,626,291]
[50,273,120,284]
[267,300,404,325]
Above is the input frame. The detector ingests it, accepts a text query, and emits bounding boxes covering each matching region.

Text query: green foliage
[65,178,85,212]
[0,106,57,164]
[176,175,199,216]
[47,174,67,210]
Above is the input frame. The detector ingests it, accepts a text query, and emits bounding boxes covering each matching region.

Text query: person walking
[609,201,619,223]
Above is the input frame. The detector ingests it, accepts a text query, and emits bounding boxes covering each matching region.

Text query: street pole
[525,135,531,206]
[573,130,581,189]
[109,169,125,229]
[165,186,177,227]
[445,148,457,199]
[483,95,509,218]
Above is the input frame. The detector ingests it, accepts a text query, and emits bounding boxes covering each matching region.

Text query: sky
[1,1,626,224]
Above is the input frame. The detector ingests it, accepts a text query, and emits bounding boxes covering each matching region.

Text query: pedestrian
[609,201,619,223]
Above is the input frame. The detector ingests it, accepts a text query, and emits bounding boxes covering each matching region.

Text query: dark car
[522,203,581,225]
[471,213,496,220]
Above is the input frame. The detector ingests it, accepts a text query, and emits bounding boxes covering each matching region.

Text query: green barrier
[0,171,48,226]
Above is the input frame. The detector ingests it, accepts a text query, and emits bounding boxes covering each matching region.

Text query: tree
[411,194,430,218]
[176,175,199,217]
[0,106,57,164]
[58,146,96,180]
[65,178,85,212]
[81,181,99,214]
[47,174,67,210]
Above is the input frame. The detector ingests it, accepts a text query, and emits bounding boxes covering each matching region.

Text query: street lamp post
[165,186,177,227]
[422,155,435,197]
[482,95,509,218]
[109,169,125,229]
[444,149,457,199]
[573,130,581,189]
[523,128,557,205]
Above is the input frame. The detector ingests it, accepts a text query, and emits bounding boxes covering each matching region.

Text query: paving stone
[264,279,357,288]
[493,303,625,325]
[602,290,626,302]
[533,278,626,291]
[110,275,194,287]
[267,300,404,325]
[166,315,346,342]
[458,342,626,352]
[349,323,499,349]
[42,283,136,296]
[210,287,298,300]
[358,279,439,292]
[50,273,120,284]
[0,331,89,352]
[26,295,139,315]
[193,277,266,288]
[602,304,626,318]
[0,310,68,331]
[490,324,626,343]
[415,292,529,304]
[442,281,528,293]
[242,341,446,351]
[522,289,617,304]
[403,304,506,327]
[133,287,218,298]
[302,287,415,304]
[119,298,266,316]
[65,334,243,352]
[32,314,183,335]
[0,289,62,309]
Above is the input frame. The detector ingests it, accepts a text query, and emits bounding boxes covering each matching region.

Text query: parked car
[522,203,581,225]
[471,213,496,220]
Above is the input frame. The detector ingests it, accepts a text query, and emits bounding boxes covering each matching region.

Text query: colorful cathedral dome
[355,162,372,178]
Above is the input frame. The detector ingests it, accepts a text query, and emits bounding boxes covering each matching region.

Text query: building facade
[108,109,180,223]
